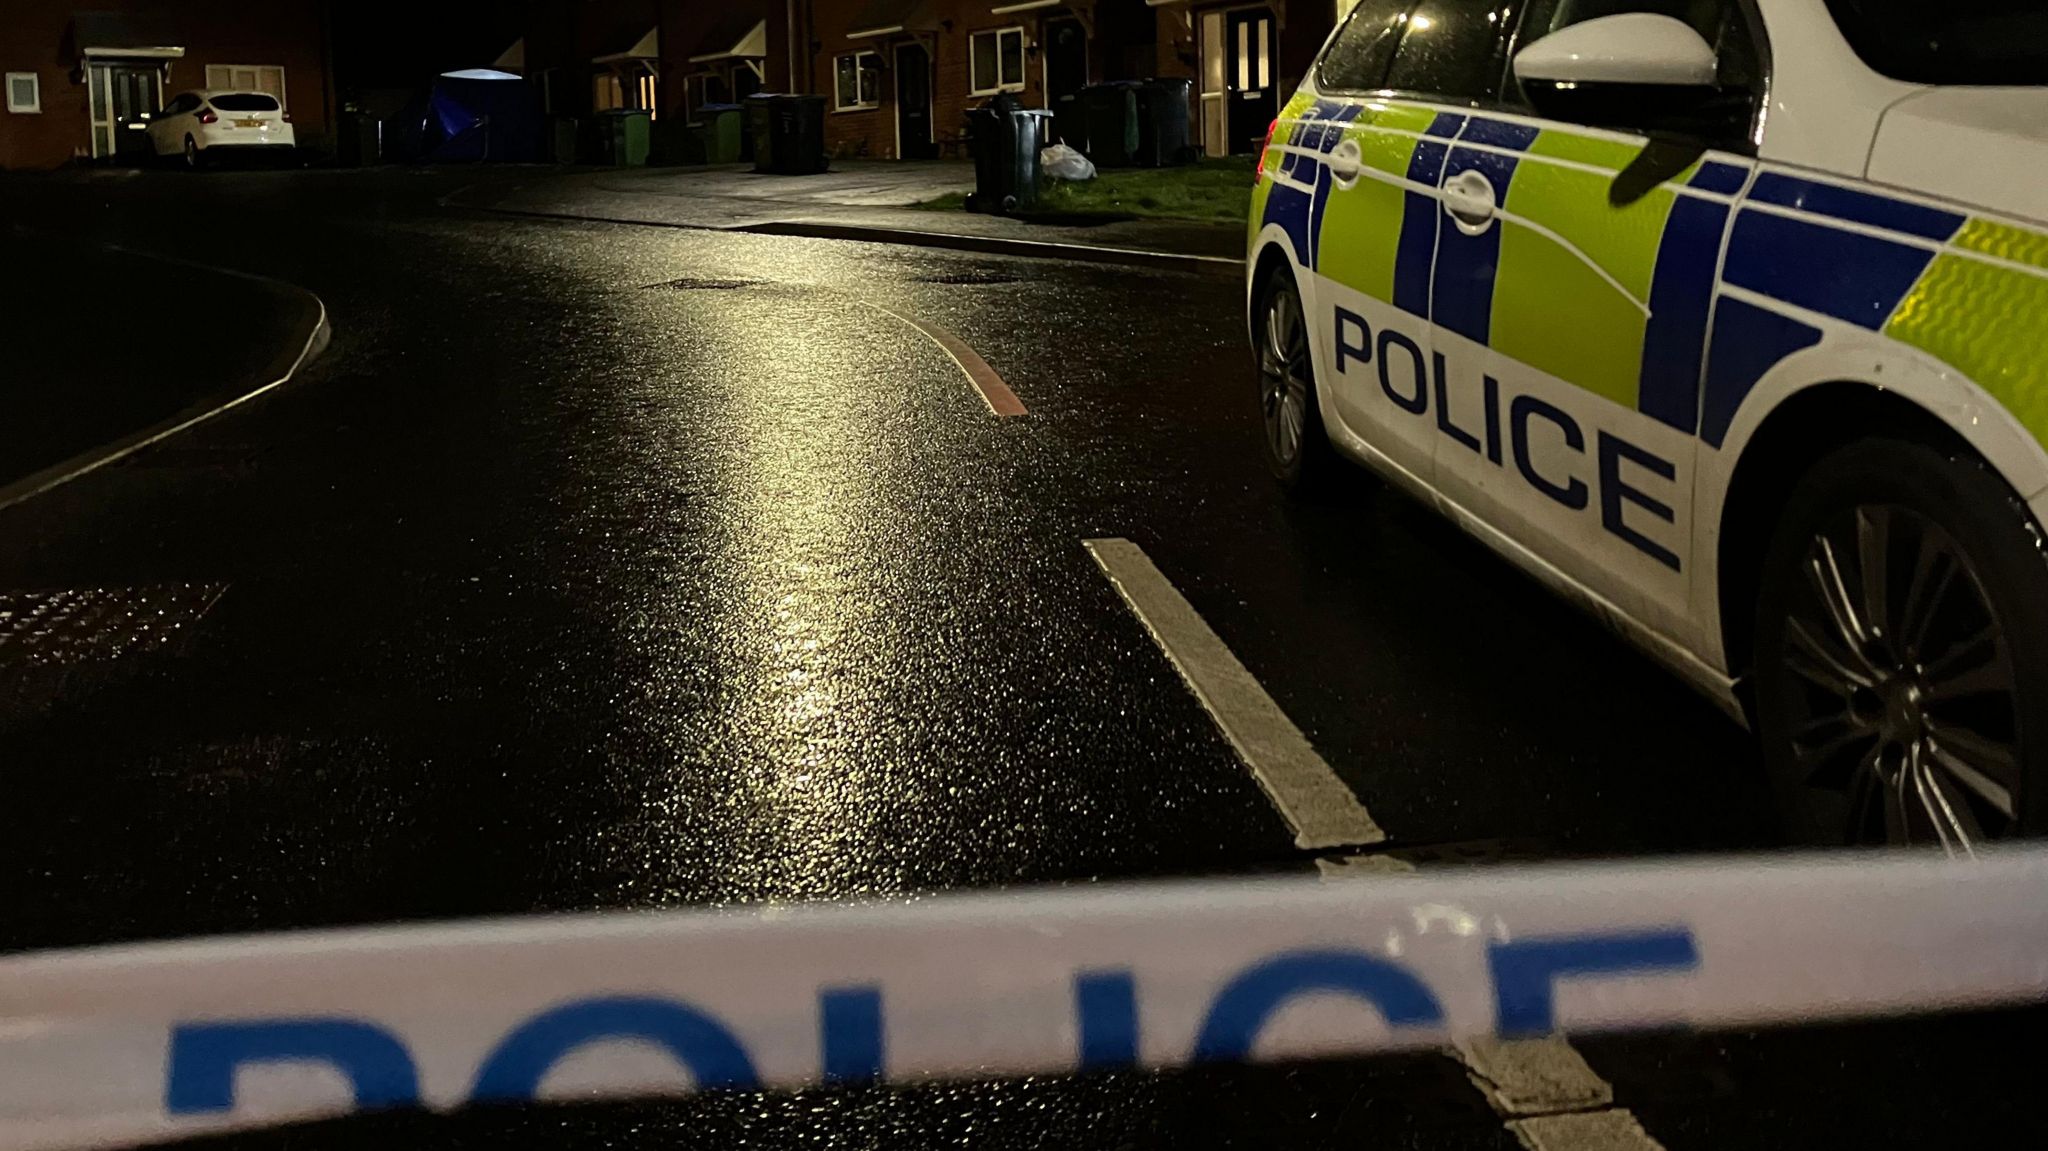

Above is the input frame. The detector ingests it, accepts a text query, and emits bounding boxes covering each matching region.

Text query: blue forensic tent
[417,71,541,162]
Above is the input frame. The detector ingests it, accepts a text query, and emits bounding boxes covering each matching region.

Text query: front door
[88,62,160,161]
[1224,8,1275,155]
[1045,16,1087,149]
[895,43,935,160]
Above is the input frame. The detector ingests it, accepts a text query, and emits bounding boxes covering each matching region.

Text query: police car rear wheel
[1256,278,1333,491]
[1754,439,2048,848]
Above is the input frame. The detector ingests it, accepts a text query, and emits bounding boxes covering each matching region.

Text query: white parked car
[147,90,295,167]
[1248,0,2048,849]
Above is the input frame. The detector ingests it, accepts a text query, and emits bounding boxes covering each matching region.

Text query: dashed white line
[1083,537,1383,850]
[1086,536,1663,1151]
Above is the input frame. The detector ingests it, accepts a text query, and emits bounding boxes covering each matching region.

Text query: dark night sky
[331,0,534,90]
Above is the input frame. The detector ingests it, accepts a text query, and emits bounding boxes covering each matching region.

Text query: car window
[162,94,196,116]
[210,93,280,112]
[1317,0,1413,91]
[1381,0,1516,104]
[1825,0,2048,85]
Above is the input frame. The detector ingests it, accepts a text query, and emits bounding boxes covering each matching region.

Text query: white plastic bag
[1041,143,1096,182]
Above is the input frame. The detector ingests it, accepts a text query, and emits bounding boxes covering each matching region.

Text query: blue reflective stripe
[1393,139,1449,317]
[1309,161,1337,269]
[1261,180,1315,270]
[1424,111,1467,138]
[1723,209,1934,330]
[1432,145,1519,345]
[1748,172,1964,242]
[1688,161,1748,196]
[1701,296,1822,447]
[1277,102,1366,272]
[1637,196,1728,434]
[1459,117,1539,150]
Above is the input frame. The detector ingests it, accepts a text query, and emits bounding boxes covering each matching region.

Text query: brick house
[1150,0,1338,157]
[805,0,1335,161]
[517,0,786,124]
[0,2,333,170]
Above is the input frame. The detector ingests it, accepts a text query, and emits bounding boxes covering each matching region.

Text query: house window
[834,51,880,110]
[594,72,625,111]
[970,27,1026,94]
[4,72,38,114]
[638,73,658,119]
[205,65,286,106]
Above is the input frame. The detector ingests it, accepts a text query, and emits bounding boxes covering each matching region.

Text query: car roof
[171,89,278,100]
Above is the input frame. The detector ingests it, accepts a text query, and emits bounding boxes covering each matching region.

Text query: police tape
[5,848,2046,1150]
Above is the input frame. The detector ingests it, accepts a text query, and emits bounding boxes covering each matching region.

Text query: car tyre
[1753,437,2048,848]
[183,135,202,170]
[1254,270,1337,494]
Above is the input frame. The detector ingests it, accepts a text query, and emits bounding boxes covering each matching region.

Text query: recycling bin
[697,104,743,164]
[966,95,1056,214]
[746,93,828,174]
[598,108,650,167]
[1081,82,1140,168]
[1137,77,1194,167]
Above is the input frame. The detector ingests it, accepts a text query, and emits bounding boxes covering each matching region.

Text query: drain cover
[645,277,759,291]
[0,584,228,667]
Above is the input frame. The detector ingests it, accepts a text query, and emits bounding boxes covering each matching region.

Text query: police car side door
[1424,0,1764,638]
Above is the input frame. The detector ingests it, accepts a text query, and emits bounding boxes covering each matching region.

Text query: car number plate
[235,119,264,128]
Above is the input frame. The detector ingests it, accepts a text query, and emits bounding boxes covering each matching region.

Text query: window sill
[834,104,880,113]
[968,85,1027,97]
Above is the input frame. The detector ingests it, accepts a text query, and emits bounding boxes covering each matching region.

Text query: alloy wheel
[1259,287,1311,468]
[1774,504,2021,853]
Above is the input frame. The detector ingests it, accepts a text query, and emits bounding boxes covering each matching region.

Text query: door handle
[1441,168,1498,235]
[1325,138,1362,187]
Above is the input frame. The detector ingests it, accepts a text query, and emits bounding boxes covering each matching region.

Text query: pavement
[444,160,1246,264]
[0,165,2040,1149]
[0,227,326,501]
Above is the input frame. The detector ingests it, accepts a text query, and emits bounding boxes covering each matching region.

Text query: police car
[1248,0,2048,849]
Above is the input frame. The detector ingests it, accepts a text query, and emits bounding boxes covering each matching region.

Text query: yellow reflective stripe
[1522,129,1639,172]
[1950,217,2048,272]
[1314,104,1430,304]
[1364,100,1437,134]
[1488,128,1679,408]
[1887,253,2048,445]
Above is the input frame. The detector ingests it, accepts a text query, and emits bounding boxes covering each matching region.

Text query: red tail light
[197,109,217,124]
[1255,118,1277,180]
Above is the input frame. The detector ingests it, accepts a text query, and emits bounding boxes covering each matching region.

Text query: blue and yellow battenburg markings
[1253,93,2048,504]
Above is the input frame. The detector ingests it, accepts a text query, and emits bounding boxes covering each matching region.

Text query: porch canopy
[689,13,768,64]
[69,11,184,60]
[845,0,938,40]
[592,25,659,70]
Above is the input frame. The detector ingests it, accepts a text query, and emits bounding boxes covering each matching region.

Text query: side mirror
[1513,13,1717,87]
[1512,13,1727,137]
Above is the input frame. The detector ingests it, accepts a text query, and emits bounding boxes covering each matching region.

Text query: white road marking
[1083,537,1384,850]
[1087,537,1660,1151]
[1456,1036,1616,1116]
[1509,1111,1666,1151]
[0,251,330,515]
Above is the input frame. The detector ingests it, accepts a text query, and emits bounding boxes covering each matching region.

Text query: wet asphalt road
[0,168,2039,1148]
